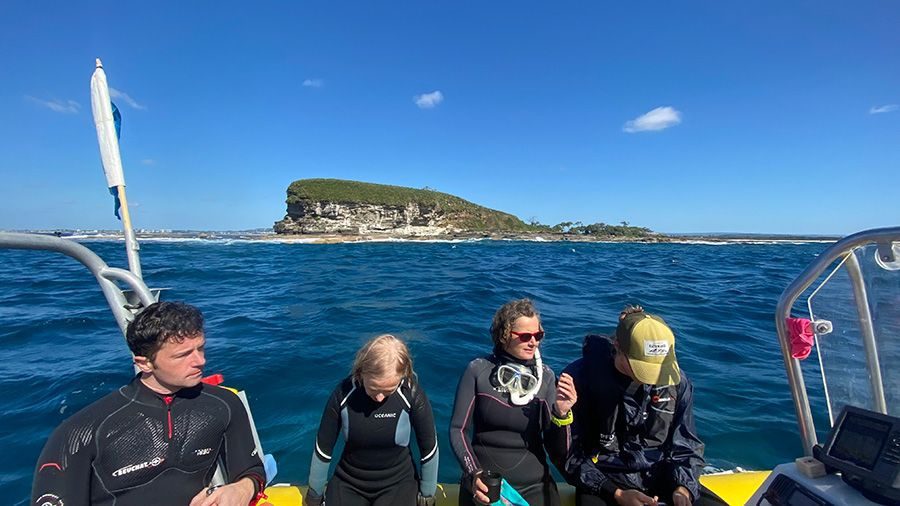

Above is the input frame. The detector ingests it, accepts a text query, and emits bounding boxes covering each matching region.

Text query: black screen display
[829,412,892,471]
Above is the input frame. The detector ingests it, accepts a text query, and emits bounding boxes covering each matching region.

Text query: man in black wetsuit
[32,301,267,506]
[560,306,705,506]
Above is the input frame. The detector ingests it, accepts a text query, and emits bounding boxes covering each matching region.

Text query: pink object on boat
[787,317,815,360]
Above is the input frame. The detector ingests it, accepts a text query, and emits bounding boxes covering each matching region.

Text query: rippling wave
[0,239,829,501]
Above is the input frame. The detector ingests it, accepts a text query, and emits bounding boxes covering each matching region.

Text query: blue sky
[1,1,898,235]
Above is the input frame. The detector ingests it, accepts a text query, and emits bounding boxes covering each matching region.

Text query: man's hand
[554,373,577,416]
[471,475,490,505]
[189,478,255,506]
[672,486,692,506]
[613,488,658,506]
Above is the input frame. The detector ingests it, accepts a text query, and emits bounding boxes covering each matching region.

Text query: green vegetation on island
[286,178,534,232]
[538,220,654,238]
[282,178,655,238]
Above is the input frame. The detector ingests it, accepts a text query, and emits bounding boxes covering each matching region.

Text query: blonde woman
[305,335,439,506]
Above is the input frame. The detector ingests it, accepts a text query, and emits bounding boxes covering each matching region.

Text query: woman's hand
[471,475,491,505]
[302,487,323,506]
[554,373,577,416]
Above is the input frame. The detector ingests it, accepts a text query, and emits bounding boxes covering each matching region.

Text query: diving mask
[495,349,543,405]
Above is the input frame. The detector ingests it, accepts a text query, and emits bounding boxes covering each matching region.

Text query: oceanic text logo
[112,457,165,477]
[195,448,212,456]
[374,412,397,418]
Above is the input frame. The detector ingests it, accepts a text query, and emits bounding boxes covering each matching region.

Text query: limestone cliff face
[274,178,532,235]
[273,199,453,235]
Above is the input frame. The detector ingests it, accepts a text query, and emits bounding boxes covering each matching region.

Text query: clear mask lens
[497,364,538,393]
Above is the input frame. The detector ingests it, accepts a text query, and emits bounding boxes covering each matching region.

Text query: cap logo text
[643,340,670,357]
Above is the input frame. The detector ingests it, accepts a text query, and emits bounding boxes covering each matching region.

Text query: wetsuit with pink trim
[31,375,265,506]
[448,350,569,506]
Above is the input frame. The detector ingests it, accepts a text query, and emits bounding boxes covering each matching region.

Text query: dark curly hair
[126,301,205,361]
[489,298,541,349]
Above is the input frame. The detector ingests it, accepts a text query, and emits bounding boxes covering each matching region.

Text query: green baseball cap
[615,311,681,386]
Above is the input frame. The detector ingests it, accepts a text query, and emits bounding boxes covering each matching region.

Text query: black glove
[304,488,324,506]
[416,492,436,506]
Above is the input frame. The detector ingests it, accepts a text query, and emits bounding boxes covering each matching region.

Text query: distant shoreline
[7,230,840,245]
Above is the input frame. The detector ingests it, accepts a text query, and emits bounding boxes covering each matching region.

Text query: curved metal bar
[0,232,153,336]
[100,267,156,307]
[845,253,887,414]
[775,226,900,455]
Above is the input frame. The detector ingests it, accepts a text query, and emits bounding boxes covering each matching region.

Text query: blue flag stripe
[110,101,122,219]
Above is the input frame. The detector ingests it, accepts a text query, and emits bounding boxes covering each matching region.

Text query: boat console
[755,228,900,506]
[750,406,900,505]
[817,406,900,504]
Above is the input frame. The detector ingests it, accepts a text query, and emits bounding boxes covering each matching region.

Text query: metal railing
[774,226,900,455]
[0,232,155,336]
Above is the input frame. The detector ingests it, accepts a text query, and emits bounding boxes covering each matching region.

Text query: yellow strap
[551,410,573,427]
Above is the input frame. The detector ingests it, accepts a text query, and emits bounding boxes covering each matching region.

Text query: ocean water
[0,239,832,502]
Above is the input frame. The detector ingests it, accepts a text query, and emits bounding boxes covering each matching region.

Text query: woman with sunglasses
[449,299,577,506]
[304,335,439,506]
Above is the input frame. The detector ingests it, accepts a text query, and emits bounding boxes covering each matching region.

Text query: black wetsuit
[449,351,567,506]
[561,336,705,505]
[308,376,439,506]
[32,376,265,506]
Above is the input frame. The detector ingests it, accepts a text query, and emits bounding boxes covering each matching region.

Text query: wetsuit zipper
[163,395,174,439]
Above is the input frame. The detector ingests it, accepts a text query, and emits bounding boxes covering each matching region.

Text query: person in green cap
[555,306,706,506]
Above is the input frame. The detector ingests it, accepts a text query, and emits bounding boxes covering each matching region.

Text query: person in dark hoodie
[559,306,705,506]
[449,298,577,506]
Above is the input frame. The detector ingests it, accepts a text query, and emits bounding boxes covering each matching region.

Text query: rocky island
[273,179,538,236]
[272,178,659,241]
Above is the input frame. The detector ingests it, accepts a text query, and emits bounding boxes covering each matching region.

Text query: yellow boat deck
[261,471,771,506]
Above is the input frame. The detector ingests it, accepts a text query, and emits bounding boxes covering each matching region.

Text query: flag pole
[90,58,142,279]
[116,185,142,278]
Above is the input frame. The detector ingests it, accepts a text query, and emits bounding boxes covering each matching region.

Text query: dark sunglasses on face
[510,330,545,342]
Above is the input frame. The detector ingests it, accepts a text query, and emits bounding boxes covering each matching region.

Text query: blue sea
[0,238,833,503]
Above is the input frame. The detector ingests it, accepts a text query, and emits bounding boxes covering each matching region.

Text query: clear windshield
[806,242,900,428]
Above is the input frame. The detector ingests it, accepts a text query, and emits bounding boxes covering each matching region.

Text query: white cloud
[141,159,156,166]
[414,90,444,109]
[623,106,682,133]
[302,78,324,88]
[870,104,898,114]
[109,87,146,110]
[26,96,80,114]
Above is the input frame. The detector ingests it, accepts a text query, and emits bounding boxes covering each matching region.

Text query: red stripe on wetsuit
[163,395,174,439]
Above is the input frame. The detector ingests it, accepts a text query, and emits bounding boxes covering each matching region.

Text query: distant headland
[6,180,840,244]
